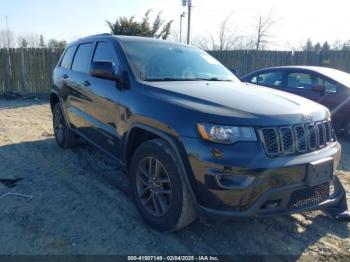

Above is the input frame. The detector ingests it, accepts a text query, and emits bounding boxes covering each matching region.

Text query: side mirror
[312,85,325,92]
[90,61,118,81]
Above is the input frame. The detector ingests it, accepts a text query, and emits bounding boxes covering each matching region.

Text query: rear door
[65,42,95,136]
[53,45,77,120]
[284,70,323,100]
[314,75,347,128]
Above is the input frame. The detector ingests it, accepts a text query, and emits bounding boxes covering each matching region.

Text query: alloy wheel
[136,156,172,217]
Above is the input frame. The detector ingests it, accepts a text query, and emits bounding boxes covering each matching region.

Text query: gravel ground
[0,98,349,258]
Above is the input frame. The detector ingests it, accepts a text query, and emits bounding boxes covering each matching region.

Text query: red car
[243,66,350,140]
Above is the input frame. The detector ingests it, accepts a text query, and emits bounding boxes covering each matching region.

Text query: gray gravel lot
[0,99,349,258]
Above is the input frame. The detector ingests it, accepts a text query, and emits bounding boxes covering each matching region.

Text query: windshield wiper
[144,77,234,82]
[144,77,186,82]
[191,77,234,82]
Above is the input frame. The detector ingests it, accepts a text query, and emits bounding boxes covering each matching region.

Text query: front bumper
[180,136,343,219]
[197,176,345,221]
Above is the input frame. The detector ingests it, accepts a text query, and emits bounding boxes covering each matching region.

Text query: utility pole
[186,0,192,44]
[179,12,185,43]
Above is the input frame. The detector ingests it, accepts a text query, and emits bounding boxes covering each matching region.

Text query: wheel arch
[123,123,198,206]
[50,90,71,128]
[50,91,60,112]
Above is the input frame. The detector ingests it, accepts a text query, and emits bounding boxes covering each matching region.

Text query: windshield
[121,40,240,82]
[317,67,350,87]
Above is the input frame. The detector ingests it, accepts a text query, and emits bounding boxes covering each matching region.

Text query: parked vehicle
[51,34,350,231]
[242,66,350,140]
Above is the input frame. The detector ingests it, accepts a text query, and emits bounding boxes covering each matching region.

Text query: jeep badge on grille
[301,113,313,122]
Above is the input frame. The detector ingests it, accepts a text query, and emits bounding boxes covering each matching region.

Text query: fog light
[261,199,281,210]
[215,174,255,190]
[329,181,335,196]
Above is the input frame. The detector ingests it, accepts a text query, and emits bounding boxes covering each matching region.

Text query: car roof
[243,65,350,87]
[247,65,345,75]
[69,34,190,48]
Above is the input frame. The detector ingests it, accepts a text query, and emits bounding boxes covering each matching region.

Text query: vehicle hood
[142,81,328,122]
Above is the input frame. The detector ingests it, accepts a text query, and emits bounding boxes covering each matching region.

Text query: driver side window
[92,42,120,73]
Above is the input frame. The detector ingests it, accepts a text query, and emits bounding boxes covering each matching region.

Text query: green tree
[342,40,350,50]
[106,10,173,39]
[39,35,46,48]
[48,39,67,49]
[303,38,314,51]
[314,42,322,53]
[322,41,330,52]
[20,38,28,48]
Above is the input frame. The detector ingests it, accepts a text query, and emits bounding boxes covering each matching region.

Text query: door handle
[83,80,91,87]
[62,74,68,79]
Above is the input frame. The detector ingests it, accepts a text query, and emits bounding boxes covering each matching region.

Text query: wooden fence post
[47,48,54,90]
[20,48,27,94]
[4,49,11,92]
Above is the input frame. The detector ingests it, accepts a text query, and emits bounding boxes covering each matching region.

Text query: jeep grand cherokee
[50,34,350,231]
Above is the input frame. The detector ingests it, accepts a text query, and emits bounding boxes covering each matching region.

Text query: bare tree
[217,15,235,51]
[253,10,280,50]
[25,33,41,48]
[192,14,244,51]
[0,29,15,48]
[167,29,180,43]
[16,33,42,48]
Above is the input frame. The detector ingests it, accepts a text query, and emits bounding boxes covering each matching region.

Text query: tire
[130,139,197,232]
[52,103,79,149]
[344,117,350,141]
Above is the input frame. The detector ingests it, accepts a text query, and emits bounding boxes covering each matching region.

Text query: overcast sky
[1,0,349,49]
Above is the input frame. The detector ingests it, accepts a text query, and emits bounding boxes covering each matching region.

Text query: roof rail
[86,33,111,37]
[77,33,112,41]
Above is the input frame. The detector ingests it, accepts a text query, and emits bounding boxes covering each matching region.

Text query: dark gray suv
[50,34,350,231]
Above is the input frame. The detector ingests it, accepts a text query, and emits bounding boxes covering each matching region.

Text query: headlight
[197,123,257,144]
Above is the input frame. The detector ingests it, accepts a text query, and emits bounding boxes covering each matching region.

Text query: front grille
[260,128,279,155]
[259,120,334,157]
[294,125,307,152]
[288,183,329,209]
[308,124,317,150]
[280,127,294,153]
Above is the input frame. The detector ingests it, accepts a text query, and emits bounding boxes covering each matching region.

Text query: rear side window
[287,72,338,93]
[60,46,76,69]
[251,71,283,87]
[72,43,93,73]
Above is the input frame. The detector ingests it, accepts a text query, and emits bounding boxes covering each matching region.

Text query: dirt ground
[0,98,350,258]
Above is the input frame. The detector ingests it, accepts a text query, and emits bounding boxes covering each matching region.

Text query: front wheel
[130,139,197,232]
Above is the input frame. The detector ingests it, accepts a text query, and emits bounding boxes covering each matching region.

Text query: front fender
[123,122,199,206]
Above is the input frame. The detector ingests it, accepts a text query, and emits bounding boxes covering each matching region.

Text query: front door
[81,41,123,158]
